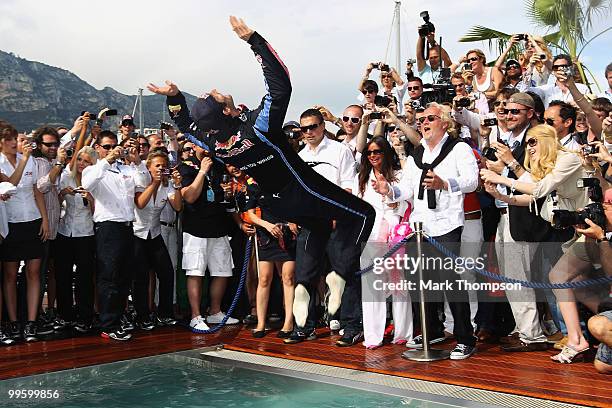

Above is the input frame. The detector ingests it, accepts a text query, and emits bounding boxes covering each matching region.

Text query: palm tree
[459,0,612,91]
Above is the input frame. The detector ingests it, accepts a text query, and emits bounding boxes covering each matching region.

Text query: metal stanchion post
[402,222,450,361]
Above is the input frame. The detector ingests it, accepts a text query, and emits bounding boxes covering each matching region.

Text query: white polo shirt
[58,170,94,237]
[82,159,146,223]
[133,182,176,239]
[0,153,42,223]
[298,136,356,190]
[390,134,479,237]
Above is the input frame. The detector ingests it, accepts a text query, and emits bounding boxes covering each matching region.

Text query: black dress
[245,181,296,262]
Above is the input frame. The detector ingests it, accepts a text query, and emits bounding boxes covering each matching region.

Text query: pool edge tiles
[195,348,583,408]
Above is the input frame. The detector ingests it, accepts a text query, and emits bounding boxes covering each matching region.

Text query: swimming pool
[0,348,466,408]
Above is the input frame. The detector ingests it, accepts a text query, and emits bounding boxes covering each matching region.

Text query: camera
[455,97,472,108]
[462,63,472,71]
[371,62,389,71]
[552,178,605,229]
[410,99,422,110]
[284,129,301,140]
[516,34,528,41]
[483,118,498,127]
[582,144,599,156]
[374,95,393,107]
[65,148,74,159]
[421,68,455,105]
[539,54,547,60]
[552,203,606,230]
[418,11,435,37]
[160,122,172,131]
[104,109,118,116]
[482,146,498,161]
[560,66,574,77]
[80,111,97,120]
[160,168,172,176]
[406,58,416,65]
[370,112,383,120]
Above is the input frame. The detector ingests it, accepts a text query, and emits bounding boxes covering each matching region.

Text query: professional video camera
[552,177,606,229]
[420,68,456,104]
[418,11,435,37]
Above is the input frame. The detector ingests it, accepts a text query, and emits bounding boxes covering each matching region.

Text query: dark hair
[357,136,400,197]
[299,108,324,123]
[95,130,117,146]
[489,88,518,111]
[553,54,572,65]
[606,62,612,77]
[548,100,577,133]
[0,120,18,141]
[407,77,423,86]
[526,91,545,123]
[32,126,59,144]
[361,79,379,92]
[592,97,612,115]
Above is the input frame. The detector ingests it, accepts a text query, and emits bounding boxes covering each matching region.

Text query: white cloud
[0,0,610,120]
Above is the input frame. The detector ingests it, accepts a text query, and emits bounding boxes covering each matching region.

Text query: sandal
[551,345,589,363]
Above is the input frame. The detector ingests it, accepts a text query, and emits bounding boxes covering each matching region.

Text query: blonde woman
[466,49,504,100]
[481,125,596,363]
[55,147,97,332]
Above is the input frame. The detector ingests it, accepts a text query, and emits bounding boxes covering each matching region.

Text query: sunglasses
[366,149,383,156]
[362,88,377,95]
[41,141,60,147]
[526,138,538,147]
[300,123,321,132]
[453,83,465,88]
[342,116,360,124]
[493,100,507,107]
[387,125,396,132]
[544,118,555,126]
[507,64,521,70]
[100,144,118,150]
[139,142,150,148]
[406,86,421,91]
[502,108,529,115]
[553,64,570,70]
[468,57,480,62]
[416,114,441,124]
[183,147,193,153]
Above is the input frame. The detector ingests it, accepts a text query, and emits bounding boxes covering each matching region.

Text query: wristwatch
[53,161,64,168]
[596,232,612,243]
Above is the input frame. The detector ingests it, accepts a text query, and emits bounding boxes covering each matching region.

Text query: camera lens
[483,147,498,161]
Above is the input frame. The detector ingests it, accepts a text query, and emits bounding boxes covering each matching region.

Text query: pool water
[0,353,452,408]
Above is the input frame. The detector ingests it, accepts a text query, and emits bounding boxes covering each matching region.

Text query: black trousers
[132,234,174,320]
[54,234,95,323]
[95,222,134,330]
[422,227,476,346]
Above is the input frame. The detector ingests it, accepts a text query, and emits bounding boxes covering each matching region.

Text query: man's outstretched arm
[230,16,291,134]
[147,80,195,135]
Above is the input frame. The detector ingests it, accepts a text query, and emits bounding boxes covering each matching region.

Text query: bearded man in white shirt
[373,103,479,360]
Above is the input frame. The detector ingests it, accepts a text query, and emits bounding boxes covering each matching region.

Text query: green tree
[459,0,612,91]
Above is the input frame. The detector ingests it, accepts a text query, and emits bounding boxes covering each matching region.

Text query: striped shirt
[34,157,61,240]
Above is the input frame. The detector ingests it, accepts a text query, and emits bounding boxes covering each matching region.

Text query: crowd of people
[0,17,611,374]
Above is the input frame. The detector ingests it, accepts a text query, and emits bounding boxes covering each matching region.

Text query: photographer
[55,147,97,333]
[82,130,146,341]
[404,77,424,107]
[132,150,183,329]
[359,63,406,112]
[119,115,136,141]
[465,49,504,101]
[530,54,590,109]
[415,12,452,85]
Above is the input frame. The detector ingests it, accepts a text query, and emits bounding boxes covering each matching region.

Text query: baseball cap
[282,121,300,130]
[508,92,535,109]
[505,59,520,68]
[121,115,135,127]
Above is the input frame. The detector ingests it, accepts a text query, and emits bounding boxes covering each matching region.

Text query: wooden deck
[0,325,610,407]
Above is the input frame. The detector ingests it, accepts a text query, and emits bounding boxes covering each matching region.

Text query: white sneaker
[190,315,210,332]
[325,271,345,316]
[206,311,239,325]
[329,320,341,331]
[293,284,310,328]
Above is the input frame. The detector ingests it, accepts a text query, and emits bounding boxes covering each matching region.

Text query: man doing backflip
[148,17,375,346]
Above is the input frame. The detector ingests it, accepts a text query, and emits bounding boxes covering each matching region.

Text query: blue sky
[1,0,610,121]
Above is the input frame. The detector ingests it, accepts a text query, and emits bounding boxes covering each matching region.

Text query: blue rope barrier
[355,234,612,289]
[191,237,252,334]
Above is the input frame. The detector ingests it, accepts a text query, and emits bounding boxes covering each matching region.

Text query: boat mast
[394,1,401,72]
[138,88,144,135]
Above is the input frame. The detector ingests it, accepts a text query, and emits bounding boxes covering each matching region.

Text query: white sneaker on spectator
[207,311,239,325]
[329,320,341,331]
[190,316,210,332]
